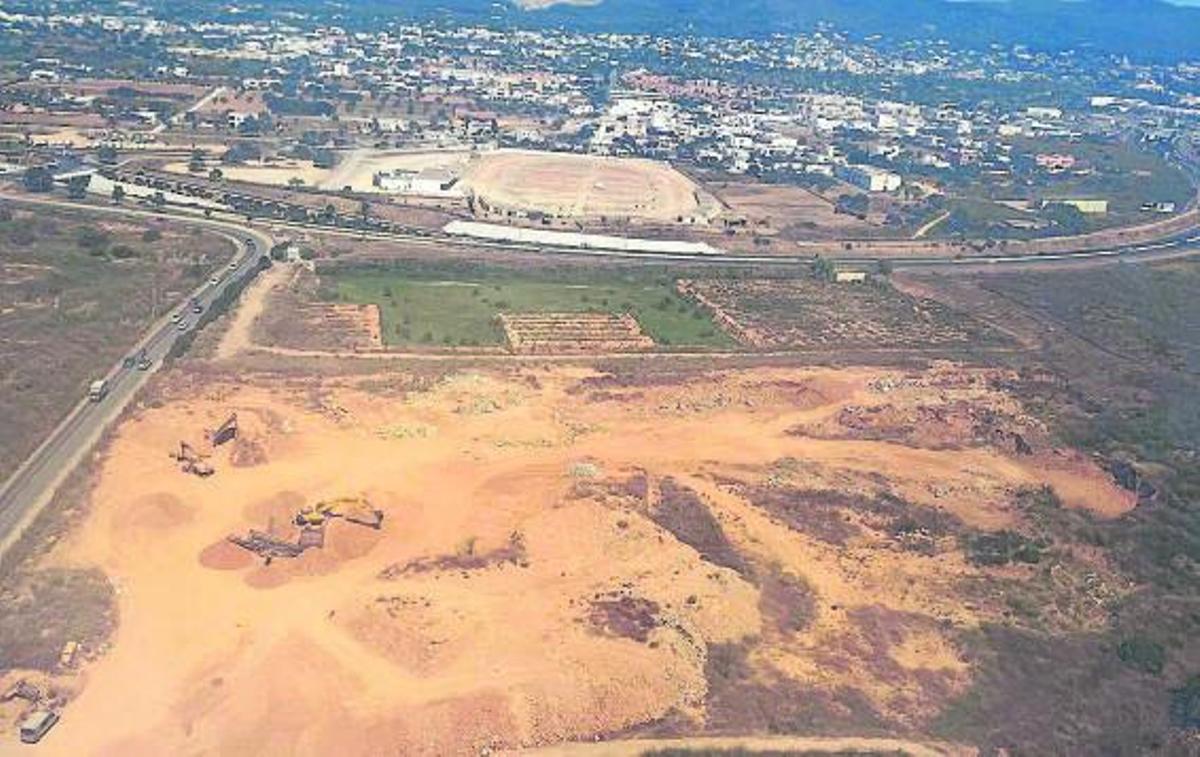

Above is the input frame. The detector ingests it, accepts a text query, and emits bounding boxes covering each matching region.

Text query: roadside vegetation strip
[165,252,272,362]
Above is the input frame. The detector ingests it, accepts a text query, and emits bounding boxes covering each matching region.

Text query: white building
[373,166,460,196]
[836,164,902,192]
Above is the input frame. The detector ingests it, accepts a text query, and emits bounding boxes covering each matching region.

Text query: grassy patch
[925,260,1200,751]
[324,266,734,349]
[963,530,1047,567]
[0,567,116,673]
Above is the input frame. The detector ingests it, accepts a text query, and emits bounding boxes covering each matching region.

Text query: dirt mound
[229,436,268,467]
[198,539,255,571]
[380,531,527,577]
[115,492,194,531]
[242,490,306,523]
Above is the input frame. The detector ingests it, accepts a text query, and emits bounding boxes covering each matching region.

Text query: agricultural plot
[680,277,1006,351]
[299,303,383,352]
[325,267,734,350]
[498,312,654,354]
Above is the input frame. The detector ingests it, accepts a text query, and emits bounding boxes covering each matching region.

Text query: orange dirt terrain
[20,362,1136,755]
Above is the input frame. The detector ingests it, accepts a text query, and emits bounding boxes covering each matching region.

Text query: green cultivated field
[325,268,735,349]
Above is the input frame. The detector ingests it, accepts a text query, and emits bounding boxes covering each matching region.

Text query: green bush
[965,530,1046,566]
[1171,676,1200,728]
[76,226,110,252]
[1117,636,1165,675]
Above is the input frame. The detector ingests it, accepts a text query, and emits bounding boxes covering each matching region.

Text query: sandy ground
[161,150,473,194]
[462,149,716,223]
[18,360,1136,755]
[215,265,295,360]
[712,180,874,235]
[163,161,332,189]
[322,149,474,194]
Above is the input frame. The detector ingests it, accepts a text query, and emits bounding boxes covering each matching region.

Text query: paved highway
[0,207,271,564]
[194,199,1200,272]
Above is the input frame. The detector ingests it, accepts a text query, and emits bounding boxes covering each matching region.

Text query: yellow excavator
[294,496,384,530]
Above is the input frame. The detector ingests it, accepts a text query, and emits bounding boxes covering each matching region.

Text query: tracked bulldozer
[294,496,384,530]
[169,441,214,477]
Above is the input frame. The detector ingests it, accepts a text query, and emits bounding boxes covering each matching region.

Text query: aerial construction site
[0,337,1138,754]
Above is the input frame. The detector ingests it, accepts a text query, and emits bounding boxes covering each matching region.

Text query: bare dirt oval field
[35,363,1135,755]
[461,149,717,223]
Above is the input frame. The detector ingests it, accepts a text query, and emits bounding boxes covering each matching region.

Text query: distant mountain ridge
[508,0,1200,61]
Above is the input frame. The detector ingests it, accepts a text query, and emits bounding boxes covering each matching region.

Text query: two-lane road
[0,205,271,563]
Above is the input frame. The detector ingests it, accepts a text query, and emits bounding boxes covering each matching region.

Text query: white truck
[87,378,109,402]
[19,709,59,743]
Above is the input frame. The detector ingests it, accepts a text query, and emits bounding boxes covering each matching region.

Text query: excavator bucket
[344,509,385,530]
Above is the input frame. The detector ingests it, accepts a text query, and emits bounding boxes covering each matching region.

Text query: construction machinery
[210,413,238,446]
[294,496,384,530]
[2,679,42,704]
[228,529,309,564]
[169,441,214,477]
[228,497,383,564]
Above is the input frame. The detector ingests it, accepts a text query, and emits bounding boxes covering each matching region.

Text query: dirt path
[511,734,974,756]
[215,263,295,360]
[913,210,951,239]
[320,149,364,192]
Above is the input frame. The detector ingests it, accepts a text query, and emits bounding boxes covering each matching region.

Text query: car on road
[137,353,153,371]
[176,319,189,331]
[170,311,182,323]
[192,300,204,314]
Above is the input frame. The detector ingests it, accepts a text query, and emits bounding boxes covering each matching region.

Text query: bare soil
[31,360,1139,754]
